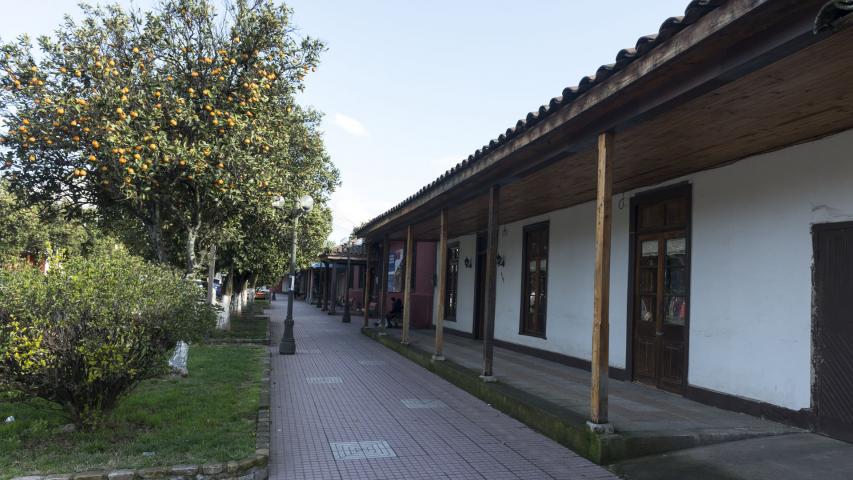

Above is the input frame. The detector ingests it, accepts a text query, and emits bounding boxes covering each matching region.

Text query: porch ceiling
[380,24,853,242]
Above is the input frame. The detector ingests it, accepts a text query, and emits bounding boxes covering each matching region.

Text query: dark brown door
[813,222,853,442]
[473,234,487,339]
[631,190,690,394]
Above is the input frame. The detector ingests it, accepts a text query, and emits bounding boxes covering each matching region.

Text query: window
[444,243,460,321]
[521,222,548,337]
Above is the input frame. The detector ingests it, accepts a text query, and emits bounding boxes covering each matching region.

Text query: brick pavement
[269,300,619,480]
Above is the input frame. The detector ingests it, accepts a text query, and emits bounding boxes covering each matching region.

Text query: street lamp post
[273,194,314,355]
[342,243,352,323]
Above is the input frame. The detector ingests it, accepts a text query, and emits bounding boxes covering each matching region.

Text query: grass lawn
[0,344,266,479]
[210,301,270,340]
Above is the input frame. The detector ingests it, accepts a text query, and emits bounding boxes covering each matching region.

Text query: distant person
[385,297,403,328]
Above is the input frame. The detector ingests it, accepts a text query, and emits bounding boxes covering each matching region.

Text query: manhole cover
[330,441,396,460]
[307,376,342,384]
[401,399,447,409]
[358,360,385,366]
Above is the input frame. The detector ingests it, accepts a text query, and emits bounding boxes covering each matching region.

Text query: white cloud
[333,113,368,137]
[329,185,391,243]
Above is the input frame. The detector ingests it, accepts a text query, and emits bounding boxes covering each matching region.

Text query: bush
[0,242,216,429]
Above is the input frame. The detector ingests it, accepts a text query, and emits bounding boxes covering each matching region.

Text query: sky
[0,0,690,243]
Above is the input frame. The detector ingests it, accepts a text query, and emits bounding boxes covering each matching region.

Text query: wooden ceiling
[378,25,853,242]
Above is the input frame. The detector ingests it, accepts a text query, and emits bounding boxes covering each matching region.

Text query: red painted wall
[384,240,436,329]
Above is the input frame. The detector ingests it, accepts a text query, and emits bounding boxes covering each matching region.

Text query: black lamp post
[342,243,352,323]
[273,194,314,355]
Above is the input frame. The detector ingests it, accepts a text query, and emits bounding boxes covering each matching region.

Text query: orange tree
[0,0,337,274]
[211,106,336,300]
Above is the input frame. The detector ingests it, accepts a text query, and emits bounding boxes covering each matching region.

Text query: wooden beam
[363,244,371,328]
[434,209,449,360]
[482,185,500,380]
[380,237,389,331]
[401,225,414,345]
[591,131,614,425]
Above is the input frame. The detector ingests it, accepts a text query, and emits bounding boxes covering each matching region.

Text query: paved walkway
[268,300,618,480]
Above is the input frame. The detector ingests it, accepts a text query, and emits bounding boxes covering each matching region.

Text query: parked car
[255,286,270,300]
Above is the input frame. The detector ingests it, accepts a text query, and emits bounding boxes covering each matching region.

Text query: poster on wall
[388,247,404,293]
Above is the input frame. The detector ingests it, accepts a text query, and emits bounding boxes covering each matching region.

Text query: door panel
[813,222,853,443]
[634,337,657,382]
[631,191,690,394]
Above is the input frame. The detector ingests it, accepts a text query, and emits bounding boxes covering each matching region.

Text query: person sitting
[385,297,403,328]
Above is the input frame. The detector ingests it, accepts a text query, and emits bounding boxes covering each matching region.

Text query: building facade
[354,0,853,442]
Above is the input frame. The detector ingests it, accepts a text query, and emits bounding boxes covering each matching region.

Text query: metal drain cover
[330,441,396,460]
[306,376,342,384]
[401,399,447,409]
[358,360,386,366]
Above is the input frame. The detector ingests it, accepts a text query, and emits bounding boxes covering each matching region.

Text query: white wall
[491,204,629,369]
[433,234,477,335]
[688,128,853,410]
[447,128,853,411]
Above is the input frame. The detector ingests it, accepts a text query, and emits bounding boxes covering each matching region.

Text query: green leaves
[0,241,217,429]
[0,0,338,276]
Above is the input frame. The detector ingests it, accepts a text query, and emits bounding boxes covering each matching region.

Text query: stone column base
[585,421,615,435]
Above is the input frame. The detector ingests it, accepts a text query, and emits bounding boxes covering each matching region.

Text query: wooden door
[631,188,690,394]
[813,222,853,442]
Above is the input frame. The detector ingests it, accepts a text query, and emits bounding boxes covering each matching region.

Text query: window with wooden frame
[520,222,549,337]
[444,243,460,321]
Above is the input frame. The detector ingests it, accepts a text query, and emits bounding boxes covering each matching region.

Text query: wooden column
[322,263,330,311]
[401,225,414,345]
[315,268,323,307]
[317,266,323,308]
[329,262,338,315]
[363,244,371,328]
[433,209,448,360]
[379,237,389,332]
[482,185,500,380]
[591,131,614,425]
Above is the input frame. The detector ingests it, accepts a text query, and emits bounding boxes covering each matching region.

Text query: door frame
[625,182,693,389]
[811,220,853,439]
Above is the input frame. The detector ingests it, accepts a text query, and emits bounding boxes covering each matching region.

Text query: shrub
[0,241,216,429]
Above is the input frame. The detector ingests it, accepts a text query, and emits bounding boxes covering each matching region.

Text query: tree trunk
[142,203,166,263]
[248,272,258,304]
[218,272,233,330]
[234,273,244,315]
[242,278,250,308]
[206,244,216,305]
[185,225,199,277]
